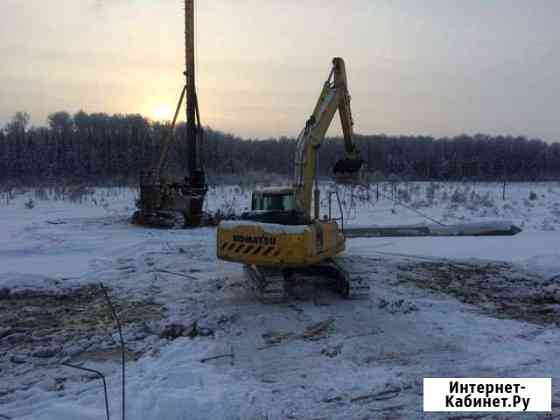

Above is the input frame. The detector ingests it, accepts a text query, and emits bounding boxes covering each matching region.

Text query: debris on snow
[302,318,335,341]
[378,298,419,314]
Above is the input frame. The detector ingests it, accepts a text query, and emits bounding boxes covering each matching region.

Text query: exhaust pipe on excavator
[314,187,320,220]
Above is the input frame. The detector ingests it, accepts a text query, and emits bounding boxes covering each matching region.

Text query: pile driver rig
[132,0,207,228]
[217,57,368,301]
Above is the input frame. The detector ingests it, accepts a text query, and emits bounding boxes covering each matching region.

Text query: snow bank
[219,220,310,235]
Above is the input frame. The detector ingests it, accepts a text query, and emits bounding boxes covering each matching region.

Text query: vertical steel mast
[184,0,206,226]
[133,0,207,228]
[185,0,197,174]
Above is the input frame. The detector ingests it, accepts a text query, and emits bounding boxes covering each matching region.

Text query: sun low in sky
[151,104,174,122]
[0,0,559,141]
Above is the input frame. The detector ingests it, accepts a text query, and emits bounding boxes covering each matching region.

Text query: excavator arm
[294,57,364,220]
[333,57,359,160]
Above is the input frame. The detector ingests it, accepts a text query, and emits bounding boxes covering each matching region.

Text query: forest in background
[1,111,560,185]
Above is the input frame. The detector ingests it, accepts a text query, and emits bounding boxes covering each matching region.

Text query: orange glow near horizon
[1,1,559,140]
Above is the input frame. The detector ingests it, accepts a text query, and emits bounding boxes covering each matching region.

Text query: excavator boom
[294,57,364,220]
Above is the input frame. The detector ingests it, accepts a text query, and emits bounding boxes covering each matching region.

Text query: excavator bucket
[333,158,365,185]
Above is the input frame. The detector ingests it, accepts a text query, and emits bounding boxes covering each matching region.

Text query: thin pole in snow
[100,283,126,420]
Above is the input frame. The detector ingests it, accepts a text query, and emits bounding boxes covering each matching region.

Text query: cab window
[252,193,295,211]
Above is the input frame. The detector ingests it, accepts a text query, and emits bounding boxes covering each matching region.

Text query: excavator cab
[241,188,307,225]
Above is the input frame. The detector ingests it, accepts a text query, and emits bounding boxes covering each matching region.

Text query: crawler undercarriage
[132,169,207,228]
[243,256,370,303]
[131,209,187,229]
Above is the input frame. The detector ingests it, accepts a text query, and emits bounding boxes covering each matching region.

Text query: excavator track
[243,265,287,303]
[323,256,371,299]
[243,256,370,303]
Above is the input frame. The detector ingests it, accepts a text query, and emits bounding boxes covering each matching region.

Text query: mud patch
[2,284,161,335]
[0,283,162,402]
[1,285,161,336]
[397,261,560,325]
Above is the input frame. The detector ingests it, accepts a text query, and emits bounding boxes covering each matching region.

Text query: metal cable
[61,363,110,420]
[375,186,447,226]
[335,183,447,227]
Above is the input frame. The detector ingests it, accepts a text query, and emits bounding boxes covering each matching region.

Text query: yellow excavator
[217,57,368,301]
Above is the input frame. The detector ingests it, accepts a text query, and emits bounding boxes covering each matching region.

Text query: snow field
[1,181,560,419]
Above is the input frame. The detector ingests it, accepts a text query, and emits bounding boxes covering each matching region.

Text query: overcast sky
[0,0,558,141]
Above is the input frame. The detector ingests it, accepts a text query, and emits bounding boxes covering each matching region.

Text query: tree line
[1,111,559,185]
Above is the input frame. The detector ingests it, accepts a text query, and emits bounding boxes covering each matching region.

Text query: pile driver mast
[133,0,207,228]
[183,0,206,226]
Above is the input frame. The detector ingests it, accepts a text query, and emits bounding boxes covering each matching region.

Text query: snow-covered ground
[1,182,560,419]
